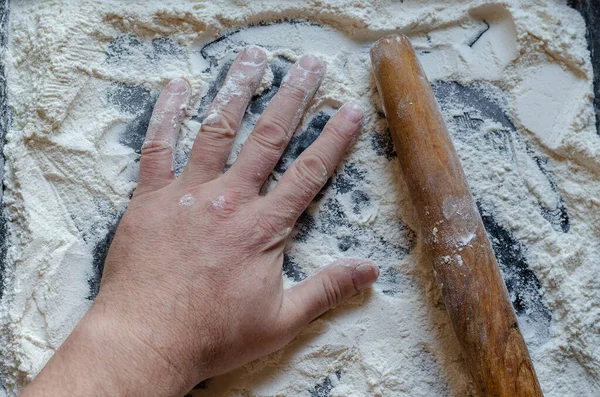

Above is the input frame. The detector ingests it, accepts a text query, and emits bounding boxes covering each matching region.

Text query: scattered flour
[179,193,196,207]
[1,1,599,396]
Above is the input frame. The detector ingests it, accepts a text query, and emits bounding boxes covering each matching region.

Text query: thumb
[277,258,379,336]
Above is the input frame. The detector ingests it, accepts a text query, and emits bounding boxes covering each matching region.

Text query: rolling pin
[370,35,544,397]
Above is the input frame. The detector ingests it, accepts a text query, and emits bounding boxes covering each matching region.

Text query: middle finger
[183,46,268,185]
[227,54,325,195]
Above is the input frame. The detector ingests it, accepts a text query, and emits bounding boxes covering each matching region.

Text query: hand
[21,46,379,397]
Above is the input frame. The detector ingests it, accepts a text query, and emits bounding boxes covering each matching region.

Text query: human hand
[22,46,379,397]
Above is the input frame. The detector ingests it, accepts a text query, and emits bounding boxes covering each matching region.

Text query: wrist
[81,298,194,395]
[22,298,195,397]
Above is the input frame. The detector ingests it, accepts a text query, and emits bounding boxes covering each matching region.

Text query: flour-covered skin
[1,1,599,396]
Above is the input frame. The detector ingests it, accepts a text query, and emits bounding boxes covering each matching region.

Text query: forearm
[21,304,190,397]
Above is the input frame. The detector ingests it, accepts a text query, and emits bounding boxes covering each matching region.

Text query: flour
[1,1,599,396]
[179,193,196,207]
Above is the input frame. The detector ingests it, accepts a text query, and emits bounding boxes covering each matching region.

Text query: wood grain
[370,34,544,397]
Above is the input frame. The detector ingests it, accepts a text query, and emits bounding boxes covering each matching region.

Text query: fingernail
[167,77,190,95]
[298,54,325,73]
[340,102,364,123]
[352,261,380,291]
[242,45,267,64]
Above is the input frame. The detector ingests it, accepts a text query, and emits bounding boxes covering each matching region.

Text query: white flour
[1,1,600,396]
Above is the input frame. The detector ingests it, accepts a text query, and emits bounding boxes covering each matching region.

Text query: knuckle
[320,275,345,310]
[141,140,173,159]
[294,153,329,190]
[253,116,289,152]
[200,116,236,140]
[207,190,241,217]
[218,108,241,133]
[281,81,308,103]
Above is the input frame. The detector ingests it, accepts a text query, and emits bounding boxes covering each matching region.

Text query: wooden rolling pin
[370,34,544,397]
